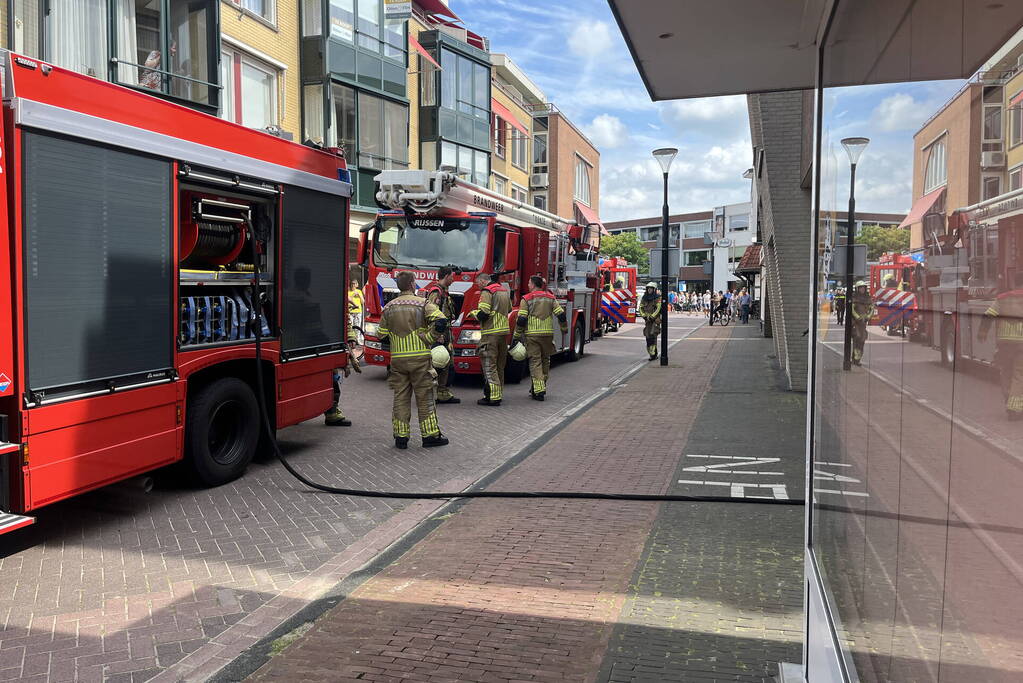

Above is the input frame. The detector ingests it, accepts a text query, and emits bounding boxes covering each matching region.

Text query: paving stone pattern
[245,323,731,682]
[0,320,687,683]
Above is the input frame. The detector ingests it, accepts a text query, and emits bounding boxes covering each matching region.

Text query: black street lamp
[653,147,678,366]
[841,136,869,371]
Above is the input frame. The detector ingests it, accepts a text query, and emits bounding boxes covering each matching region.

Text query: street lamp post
[841,137,869,371]
[653,147,678,366]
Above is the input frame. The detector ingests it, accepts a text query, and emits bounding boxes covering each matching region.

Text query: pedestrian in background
[514,275,568,401]
[639,282,661,361]
[348,278,365,340]
[739,288,752,324]
[835,287,846,325]
[472,273,512,406]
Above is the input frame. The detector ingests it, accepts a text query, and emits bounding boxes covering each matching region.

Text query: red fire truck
[598,257,638,332]
[357,170,601,378]
[0,53,352,534]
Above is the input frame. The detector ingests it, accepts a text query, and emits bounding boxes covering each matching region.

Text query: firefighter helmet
[509,341,527,362]
[430,345,451,369]
[854,280,868,289]
[646,281,658,289]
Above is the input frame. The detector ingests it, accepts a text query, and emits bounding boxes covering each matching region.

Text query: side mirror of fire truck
[357,232,368,266]
[503,232,520,273]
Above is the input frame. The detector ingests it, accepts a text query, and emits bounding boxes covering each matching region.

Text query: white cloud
[567,20,614,59]
[663,95,747,123]
[584,114,629,149]
[871,93,924,132]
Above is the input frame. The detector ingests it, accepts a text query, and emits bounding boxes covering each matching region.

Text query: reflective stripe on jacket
[517,290,567,336]
[378,293,445,358]
[473,283,512,336]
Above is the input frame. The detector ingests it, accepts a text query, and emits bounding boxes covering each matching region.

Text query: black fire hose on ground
[247,221,804,507]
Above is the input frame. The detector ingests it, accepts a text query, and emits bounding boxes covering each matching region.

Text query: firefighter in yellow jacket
[639,282,661,361]
[514,275,568,401]
[981,272,1023,421]
[378,271,449,448]
[472,273,512,406]
[849,280,875,366]
[421,266,460,404]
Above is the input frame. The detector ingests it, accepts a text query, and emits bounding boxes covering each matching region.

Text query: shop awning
[416,0,459,21]
[735,244,762,274]
[574,201,610,236]
[1011,91,1023,107]
[898,187,945,229]
[490,98,530,138]
[409,34,441,69]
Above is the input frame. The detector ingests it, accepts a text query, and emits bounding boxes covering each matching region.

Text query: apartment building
[490,54,543,206]
[537,104,601,227]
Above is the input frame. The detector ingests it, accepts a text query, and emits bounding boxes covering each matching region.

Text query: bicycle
[711,307,732,326]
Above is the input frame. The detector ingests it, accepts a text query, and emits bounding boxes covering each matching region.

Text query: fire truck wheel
[565,320,585,362]
[186,377,259,486]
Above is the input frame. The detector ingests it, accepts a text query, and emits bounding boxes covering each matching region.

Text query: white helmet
[509,341,527,361]
[430,345,451,369]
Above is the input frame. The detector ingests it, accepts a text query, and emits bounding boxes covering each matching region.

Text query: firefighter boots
[477,398,502,407]
[324,408,352,426]
[436,395,461,404]
[395,436,409,449]
[423,433,449,447]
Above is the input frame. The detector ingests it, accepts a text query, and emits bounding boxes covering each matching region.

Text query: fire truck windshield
[374,217,487,271]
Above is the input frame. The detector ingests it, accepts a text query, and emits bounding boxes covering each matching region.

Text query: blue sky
[452,0,968,222]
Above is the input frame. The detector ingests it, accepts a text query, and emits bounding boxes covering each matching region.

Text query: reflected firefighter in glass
[377,271,449,449]
[420,266,460,404]
[471,273,512,406]
[849,280,875,366]
[514,275,568,401]
[639,282,661,361]
[981,272,1023,421]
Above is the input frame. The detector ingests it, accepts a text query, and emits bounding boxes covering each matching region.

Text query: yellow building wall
[490,86,531,196]
[408,17,425,170]
[1006,70,1023,173]
[220,0,301,138]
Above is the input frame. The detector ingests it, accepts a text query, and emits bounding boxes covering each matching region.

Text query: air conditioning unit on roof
[981,151,1006,169]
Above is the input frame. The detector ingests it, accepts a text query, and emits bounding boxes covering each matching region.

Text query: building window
[533,132,548,171]
[231,0,275,23]
[511,132,528,170]
[220,48,279,130]
[923,137,947,193]
[640,226,660,242]
[684,220,711,239]
[511,184,527,203]
[1011,101,1023,147]
[444,48,488,120]
[420,54,437,105]
[575,155,592,205]
[113,0,218,108]
[355,90,409,171]
[493,116,507,158]
[983,104,1003,142]
[684,249,709,266]
[728,214,750,231]
[327,0,404,62]
[729,246,747,263]
[493,175,508,195]
[1009,165,1022,191]
[982,175,1001,201]
[440,141,489,187]
[532,192,547,211]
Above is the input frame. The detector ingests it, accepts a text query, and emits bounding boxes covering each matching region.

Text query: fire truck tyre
[566,320,585,362]
[186,377,260,487]
[941,321,955,368]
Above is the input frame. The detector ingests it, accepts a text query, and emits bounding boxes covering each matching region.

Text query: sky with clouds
[452,0,968,222]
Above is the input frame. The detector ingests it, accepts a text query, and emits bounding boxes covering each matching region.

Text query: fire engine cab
[357,170,601,379]
[598,257,638,331]
[0,53,351,534]
[869,252,923,336]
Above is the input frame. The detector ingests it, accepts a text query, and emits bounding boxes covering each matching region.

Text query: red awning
[898,186,945,229]
[574,200,610,236]
[490,98,530,138]
[415,0,459,20]
[1011,91,1023,107]
[409,34,441,70]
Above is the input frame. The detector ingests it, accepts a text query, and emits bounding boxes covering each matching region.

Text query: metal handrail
[109,57,222,89]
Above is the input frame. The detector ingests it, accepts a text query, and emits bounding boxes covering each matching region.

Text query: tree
[600,232,649,271]
[858,224,910,261]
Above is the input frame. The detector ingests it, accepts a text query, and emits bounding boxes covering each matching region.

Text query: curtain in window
[114,0,139,84]
[303,84,325,146]
[241,62,274,129]
[48,0,107,78]
[14,0,42,57]
[384,99,408,169]
[358,93,382,169]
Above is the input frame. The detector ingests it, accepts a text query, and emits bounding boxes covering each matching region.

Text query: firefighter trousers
[851,321,868,363]
[526,335,555,395]
[388,355,440,438]
[478,334,508,401]
[996,344,1023,414]
[435,344,454,400]
[642,318,660,358]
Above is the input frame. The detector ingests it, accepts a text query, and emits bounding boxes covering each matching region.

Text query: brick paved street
[0,317,700,682]
[238,321,806,682]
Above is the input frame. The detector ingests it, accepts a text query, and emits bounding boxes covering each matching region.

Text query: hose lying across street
[247,221,804,507]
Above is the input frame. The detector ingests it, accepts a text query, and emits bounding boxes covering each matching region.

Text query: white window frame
[982,103,1003,143]
[227,0,277,27]
[684,220,711,239]
[221,37,286,131]
[980,173,1002,201]
[532,192,547,211]
[923,135,948,194]
[728,214,750,231]
[511,183,527,203]
[1011,98,1023,148]
[1009,163,1023,192]
[492,172,508,196]
[574,154,593,206]
[511,132,528,171]
[493,116,506,159]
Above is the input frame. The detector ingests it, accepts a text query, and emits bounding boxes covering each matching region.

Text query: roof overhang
[608,0,1023,100]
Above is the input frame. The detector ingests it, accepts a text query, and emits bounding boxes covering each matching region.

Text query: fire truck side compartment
[23,132,173,396]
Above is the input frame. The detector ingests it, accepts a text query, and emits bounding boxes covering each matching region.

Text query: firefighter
[849,280,875,366]
[514,275,568,401]
[324,326,363,426]
[980,272,1023,421]
[472,273,512,406]
[421,266,460,404]
[639,282,661,361]
[377,271,449,449]
[835,287,846,325]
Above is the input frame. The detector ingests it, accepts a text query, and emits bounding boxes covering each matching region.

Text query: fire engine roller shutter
[281,185,346,356]
[23,132,173,395]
